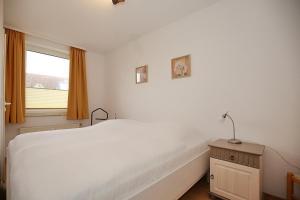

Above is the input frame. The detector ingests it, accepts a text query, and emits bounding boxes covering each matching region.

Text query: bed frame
[7,149,209,200]
[129,149,210,200]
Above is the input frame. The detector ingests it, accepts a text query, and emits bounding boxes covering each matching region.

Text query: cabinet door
[210,158,260,200]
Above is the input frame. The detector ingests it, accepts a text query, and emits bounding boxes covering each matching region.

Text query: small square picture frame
[136,65,148,84]
[171,55,191,79]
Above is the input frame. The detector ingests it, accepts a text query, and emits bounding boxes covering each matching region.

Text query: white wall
[0,0,2,21]
[5,51,107,145]
[105,0,300,198]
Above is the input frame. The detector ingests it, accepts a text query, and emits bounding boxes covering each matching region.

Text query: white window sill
[26,109,67,117]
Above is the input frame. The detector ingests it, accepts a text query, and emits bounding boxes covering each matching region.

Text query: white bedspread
[8,120,208,200]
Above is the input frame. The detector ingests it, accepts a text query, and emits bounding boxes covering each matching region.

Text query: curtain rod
[4,25,87,51]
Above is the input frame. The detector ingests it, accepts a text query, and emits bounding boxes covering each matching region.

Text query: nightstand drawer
[210,147,260,169]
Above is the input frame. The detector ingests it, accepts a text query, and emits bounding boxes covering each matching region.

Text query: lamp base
[228,139,242,144]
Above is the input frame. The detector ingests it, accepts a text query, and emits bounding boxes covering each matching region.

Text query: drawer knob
[210,174,214,180]
[230,155,235,161]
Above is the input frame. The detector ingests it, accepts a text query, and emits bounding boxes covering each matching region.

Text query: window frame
[25,43,70,117]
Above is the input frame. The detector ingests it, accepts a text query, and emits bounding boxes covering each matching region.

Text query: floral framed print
[171,55,191,79]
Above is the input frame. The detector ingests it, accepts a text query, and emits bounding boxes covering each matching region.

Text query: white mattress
[8,120,209,200]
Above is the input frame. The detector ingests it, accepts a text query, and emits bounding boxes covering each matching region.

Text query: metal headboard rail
[91,108,109,125]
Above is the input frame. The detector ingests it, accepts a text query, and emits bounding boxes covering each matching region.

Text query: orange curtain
[67,47,89,120]
[5,29,25,124]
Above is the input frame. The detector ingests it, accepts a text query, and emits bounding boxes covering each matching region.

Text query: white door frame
[0,27,5,185]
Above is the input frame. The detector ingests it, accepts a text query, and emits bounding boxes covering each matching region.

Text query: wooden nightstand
[208,139,265,200]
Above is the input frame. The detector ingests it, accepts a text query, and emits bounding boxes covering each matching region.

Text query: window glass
[26,51,69,109]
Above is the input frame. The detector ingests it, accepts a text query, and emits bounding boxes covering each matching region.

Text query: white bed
[7,119,210,200]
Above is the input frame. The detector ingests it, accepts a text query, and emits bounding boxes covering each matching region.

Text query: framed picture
[136,65,148,84]
[171,55,191,79]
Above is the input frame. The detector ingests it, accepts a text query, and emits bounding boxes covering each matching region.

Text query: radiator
[19,123,82,134]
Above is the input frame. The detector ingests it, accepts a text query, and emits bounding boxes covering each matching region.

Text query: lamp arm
[226,114,236,140]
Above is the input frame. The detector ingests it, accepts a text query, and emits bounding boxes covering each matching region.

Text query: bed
[7,119,210,200]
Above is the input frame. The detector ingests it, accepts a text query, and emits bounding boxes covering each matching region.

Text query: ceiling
[4,0,218,53]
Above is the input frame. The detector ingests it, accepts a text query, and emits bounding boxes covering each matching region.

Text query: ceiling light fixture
[112,0,125,5]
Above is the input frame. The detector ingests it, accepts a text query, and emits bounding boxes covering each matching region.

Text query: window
[26,50,69,109]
